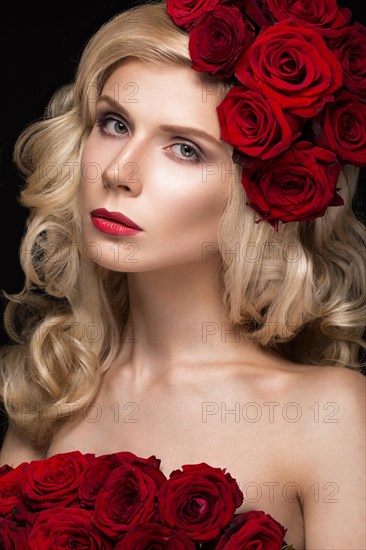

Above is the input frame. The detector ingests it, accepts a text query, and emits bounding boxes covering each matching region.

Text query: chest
[46,388,305,548]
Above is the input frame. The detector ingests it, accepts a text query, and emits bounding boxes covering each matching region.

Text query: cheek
[160,190,226,265]
[157,175,229,238]
[81,132,98,169]
[80,143,104,202]
[80,131,112,185]
[80,141,94,188]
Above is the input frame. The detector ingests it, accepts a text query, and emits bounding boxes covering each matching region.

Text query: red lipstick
[90,208,143,236]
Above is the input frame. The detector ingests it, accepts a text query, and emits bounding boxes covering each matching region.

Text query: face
[80,58,234,272]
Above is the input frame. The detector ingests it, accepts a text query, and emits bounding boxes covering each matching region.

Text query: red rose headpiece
[166,0,366,229]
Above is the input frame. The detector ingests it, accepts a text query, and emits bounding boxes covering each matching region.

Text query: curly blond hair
[1,0,365,450]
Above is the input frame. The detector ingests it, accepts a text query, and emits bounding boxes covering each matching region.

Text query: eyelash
[96,115,128,140]
[95,114,202,164]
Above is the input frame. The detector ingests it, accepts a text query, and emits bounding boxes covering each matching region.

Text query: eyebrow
[97,94,223,147]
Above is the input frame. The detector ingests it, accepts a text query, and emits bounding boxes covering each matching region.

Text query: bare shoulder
[286,365,366,549]
[269,355,365,405]
[276,362,365,438]
[297,361,365,393]
[0,424,44,468]
[295,363,366,457]
[299,364,365,422]
[304,363,366,392]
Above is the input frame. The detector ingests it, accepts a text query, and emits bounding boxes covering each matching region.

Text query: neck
[112,256,264,386]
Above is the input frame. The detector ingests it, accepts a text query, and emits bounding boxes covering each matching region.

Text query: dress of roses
[0,450,289,549]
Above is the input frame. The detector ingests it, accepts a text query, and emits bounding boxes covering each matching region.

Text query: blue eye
[169,143,201,163]
[95,114,202,163]
[96,115,127,136]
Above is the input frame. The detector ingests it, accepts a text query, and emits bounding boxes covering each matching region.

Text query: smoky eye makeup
[94,97,222,164]
[166,142,202,163]
[95,113,129,137]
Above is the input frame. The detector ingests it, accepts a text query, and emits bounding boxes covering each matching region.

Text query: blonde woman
[0,1,365,548]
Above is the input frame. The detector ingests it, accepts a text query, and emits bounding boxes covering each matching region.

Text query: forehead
[101,58,223,137]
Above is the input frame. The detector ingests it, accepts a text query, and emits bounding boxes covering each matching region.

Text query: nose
[102,139,144,194]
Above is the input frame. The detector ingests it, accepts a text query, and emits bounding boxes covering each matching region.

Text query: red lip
[90,208,142,230]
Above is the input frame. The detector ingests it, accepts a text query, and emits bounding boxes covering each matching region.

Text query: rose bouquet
[166,0,366,229]
[0,450,294,548]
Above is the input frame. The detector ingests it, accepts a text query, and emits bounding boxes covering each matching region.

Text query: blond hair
[1,0,365,450]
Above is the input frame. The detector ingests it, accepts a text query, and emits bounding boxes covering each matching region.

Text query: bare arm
[301,368,366,549]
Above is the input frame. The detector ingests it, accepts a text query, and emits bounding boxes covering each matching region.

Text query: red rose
[0,465,14,478]
[93,461,167,539]
[241,141,343,227]
[19,450,94,511]
[235,20,343,118]
[158,462,243,543]
[166,0,221,31]
[0,462,28,517]
[330,23,366,102]
[28,506,113,549]
[223,0,273,29]
[316,90,366,167]
[215,510,287,549]
[78,451,161,509]
[0,518,29,550]
[217,85,302,160]
[189,6,254,79]
[115,522,196,549]
[265,0,351,36]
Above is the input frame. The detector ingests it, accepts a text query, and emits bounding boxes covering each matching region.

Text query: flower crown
[166,0,366,230]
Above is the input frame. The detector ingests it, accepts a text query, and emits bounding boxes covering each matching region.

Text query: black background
[0,1,365,347]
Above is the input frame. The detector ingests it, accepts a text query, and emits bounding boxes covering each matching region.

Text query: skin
[1,59,365,549]
[79,59,248,383]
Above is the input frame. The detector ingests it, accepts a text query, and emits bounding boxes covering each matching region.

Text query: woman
[0,0,365,547]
